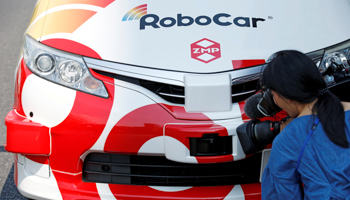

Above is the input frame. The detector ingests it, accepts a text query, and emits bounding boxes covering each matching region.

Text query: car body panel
[27,0,350,73]
[6,0,350,199]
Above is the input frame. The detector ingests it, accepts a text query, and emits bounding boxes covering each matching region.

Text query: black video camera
[236,56,350,155]
[236,89,285,155]
[237,77,350,155]
[237,118,284,155]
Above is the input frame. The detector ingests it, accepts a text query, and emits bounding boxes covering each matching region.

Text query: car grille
[82,153,261,186]
[94,70,259,105]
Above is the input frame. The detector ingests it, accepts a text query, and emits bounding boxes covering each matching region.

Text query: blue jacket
[262,111,350,200]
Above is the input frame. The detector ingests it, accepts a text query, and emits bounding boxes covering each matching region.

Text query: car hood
[29,0,350,73]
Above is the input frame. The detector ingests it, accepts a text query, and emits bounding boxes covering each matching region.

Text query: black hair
[261,50,349,148]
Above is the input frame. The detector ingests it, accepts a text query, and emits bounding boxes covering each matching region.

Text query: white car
[4,0,350,199]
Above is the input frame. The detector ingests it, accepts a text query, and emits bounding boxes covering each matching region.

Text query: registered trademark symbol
[268,16,273,19]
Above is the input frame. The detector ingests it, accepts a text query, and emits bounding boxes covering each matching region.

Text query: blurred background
[0,0,37,199]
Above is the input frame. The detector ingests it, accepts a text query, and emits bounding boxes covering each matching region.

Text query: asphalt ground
[0,1,37,199]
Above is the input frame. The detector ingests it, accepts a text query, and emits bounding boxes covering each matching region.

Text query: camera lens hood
[237,119,265,155]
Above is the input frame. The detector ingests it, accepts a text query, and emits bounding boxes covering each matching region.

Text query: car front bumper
[6,59,262,199]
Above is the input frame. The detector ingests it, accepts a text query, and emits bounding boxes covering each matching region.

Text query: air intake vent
[231,79,259,102]
[139,79,185,104]
[83,153,261,186]
[94,70,259,105]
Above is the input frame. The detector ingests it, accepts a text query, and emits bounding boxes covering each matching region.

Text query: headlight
[35,53,55,74]
[23,35,108,98]
[321,52,349,73]
[58,61,83,83]
[308,40,350,87]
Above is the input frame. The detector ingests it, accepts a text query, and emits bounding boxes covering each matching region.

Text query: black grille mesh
[83,153,261,186]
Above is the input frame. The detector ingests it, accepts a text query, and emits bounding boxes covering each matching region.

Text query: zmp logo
[191,38,221,63]
[122,5,267,30]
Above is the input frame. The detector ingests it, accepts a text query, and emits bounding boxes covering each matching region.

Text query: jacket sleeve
[261,127,303,200]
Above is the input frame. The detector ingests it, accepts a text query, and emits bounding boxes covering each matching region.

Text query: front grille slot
[139,79,185,104]
[94,70,259,104]
[83,153,261,186]
[231,79,260,102]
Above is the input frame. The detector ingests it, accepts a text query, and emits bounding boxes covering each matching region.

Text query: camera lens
[237,119,280,155]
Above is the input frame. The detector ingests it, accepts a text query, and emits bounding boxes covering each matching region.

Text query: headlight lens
[320,52,349,73]
[23,35,108,98]
[35,53,55,74]
[58,60,83,84]
[308,40,350,86]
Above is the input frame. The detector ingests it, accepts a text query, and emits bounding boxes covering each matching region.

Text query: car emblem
[191,38,221,63]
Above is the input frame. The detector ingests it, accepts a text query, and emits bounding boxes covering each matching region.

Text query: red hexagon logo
[191,38,221,63]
